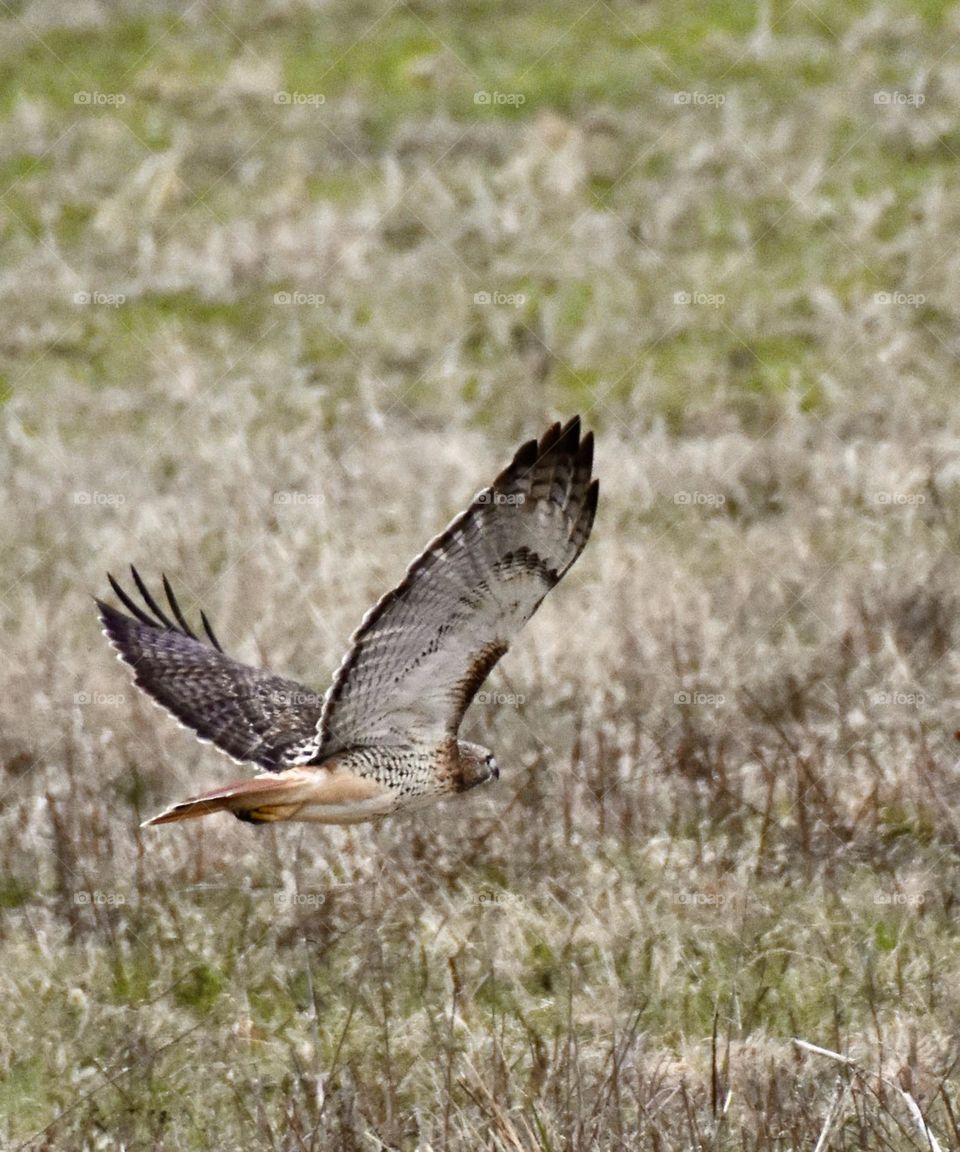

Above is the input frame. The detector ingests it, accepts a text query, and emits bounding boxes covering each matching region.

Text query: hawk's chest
[339,743,456,800]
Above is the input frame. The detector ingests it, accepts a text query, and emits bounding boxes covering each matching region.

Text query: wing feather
[98,568,323,770]
[317,416,598,754]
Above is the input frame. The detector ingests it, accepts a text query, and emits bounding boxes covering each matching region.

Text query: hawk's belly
[269,749,448,824]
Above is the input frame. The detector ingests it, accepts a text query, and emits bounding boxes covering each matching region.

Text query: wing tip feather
[557,413,581,443]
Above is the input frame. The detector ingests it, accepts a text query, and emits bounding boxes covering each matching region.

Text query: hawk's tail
[142,770,311,826]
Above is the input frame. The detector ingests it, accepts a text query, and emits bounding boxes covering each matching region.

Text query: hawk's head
[456,740,500,792]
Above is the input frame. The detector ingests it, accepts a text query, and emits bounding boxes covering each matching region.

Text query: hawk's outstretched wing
[97,570,323,770]
[315,415,597,755]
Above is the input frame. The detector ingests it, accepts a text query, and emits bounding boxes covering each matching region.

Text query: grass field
[4,0,960,1147]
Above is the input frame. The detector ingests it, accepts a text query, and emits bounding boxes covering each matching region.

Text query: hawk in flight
[98,417,598,827]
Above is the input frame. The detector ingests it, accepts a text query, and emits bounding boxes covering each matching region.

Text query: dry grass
[4,0,960,1147]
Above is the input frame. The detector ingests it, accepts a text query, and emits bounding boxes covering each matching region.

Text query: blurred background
[3,1,960,1148]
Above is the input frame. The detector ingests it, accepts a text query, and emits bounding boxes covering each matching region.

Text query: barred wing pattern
[97,571,324,770]
[316,416,597,755]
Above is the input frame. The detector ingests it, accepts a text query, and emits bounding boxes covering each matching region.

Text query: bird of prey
[98,417,598,827]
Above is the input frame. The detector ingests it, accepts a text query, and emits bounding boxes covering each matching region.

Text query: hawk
[98,417,598,827]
